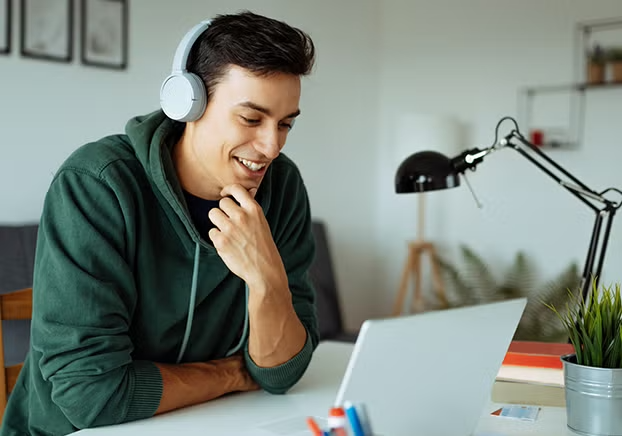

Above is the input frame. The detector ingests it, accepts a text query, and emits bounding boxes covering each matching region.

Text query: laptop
[73,298,526,436]
[333,298,527,436]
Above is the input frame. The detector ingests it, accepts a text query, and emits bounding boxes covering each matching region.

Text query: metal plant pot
[562,354,622,436]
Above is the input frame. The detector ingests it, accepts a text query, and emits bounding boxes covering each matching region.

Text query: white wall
[375,0,622,315]
[4,0,622,329]
[0,0,381,331]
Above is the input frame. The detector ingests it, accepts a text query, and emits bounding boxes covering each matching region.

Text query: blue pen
[344,401,365,436]
[356,403,374,436]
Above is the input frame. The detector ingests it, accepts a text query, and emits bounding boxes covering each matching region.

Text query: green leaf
[459,245,499,304]
[437,254,476,307]
[522,262,580,342]
[500,252,535,300]
[545,279,622,368]
[593,309,603,367]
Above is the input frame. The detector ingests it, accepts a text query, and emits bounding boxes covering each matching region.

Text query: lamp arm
[504,131,606,212]
[502,130,621,301]
[450,117,621,302]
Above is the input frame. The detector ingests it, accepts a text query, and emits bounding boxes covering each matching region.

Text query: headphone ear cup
[160,72,207,122]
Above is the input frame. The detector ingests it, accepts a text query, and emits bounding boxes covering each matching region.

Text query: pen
[328,407,348,436]
[306,417,322,436]
[344,401,365,436]
[356,403,374,436]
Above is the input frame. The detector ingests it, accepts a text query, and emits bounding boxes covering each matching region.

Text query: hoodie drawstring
[176,242,201,363]
[225,283,249,357]
[176,242,250,363]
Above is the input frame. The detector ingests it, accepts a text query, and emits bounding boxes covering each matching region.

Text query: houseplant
[546,280,622,436]
[438,244,580,342]
[606,47,622,83]
[587,44,607,84]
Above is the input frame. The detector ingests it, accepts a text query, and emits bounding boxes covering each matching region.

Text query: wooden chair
[0,288,32,423]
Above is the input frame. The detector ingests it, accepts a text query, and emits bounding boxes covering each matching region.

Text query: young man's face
[185,65,301,199]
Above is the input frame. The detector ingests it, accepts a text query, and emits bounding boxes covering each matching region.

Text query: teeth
[238,158,266,171]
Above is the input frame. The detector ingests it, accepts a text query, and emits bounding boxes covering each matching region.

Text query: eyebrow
[237,101,301,119]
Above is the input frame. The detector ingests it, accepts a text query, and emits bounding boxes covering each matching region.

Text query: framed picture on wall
[20,0,73,62]
[81,0,128,70]
[0,0,11,54]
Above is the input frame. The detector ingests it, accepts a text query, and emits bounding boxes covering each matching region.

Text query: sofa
[0,220,355,368]
[0,224,38,367]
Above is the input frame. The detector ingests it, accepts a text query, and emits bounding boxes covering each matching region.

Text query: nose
[255,126,282,160]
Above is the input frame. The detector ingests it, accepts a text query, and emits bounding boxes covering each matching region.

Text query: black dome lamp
[395,150,460,193]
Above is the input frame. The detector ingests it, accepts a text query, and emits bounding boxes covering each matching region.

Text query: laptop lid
[334,298,527,436]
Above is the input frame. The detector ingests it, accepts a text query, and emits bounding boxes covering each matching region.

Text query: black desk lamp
[395,116,622,302]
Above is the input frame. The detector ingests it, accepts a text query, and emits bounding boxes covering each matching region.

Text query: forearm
[155,356,257,415]
[247,280,307,368]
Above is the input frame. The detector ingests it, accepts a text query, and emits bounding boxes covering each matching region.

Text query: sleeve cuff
[124,360,163,422]
[244,330,314,394]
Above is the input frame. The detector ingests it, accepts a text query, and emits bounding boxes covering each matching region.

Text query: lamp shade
[395,150,460,193]
[392,113,463,194]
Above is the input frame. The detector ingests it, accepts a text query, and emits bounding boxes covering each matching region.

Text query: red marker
[328,407,348,436]
[306,417,322,436]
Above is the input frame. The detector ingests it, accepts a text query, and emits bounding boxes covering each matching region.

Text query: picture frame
[81,0,127,70]
[20,0,73,62]
[0,0,11,54]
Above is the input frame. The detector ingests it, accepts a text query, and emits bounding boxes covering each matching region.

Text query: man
[2,11,319,436]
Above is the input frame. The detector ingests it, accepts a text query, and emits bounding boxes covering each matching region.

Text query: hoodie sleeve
[31,168,163,429]
[244,163,320,394]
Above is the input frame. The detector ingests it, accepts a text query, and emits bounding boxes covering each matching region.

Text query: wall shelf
[518,17,622,148]
[525,82,622,95]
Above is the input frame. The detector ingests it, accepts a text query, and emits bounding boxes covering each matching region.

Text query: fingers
[207,227,221,247]
[220,184,256,208]
[208,207,229,233]
[209,184,264,249]
[218,196,241,219]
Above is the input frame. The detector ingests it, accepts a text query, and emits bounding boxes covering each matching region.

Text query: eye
[280,119,296,131]
[240,116,260,126]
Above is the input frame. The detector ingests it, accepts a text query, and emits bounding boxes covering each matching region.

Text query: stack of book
[492,341,574,407]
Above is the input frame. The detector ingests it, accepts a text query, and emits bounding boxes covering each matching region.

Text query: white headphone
[160,20,212,122]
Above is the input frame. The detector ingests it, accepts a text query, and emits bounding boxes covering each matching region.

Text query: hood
[124,110,200,253]
[125,110,251,364]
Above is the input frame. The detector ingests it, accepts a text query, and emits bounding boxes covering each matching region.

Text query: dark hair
[187,11,315,100]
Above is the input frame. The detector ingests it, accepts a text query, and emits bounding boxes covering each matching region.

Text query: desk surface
[74,341,575,436]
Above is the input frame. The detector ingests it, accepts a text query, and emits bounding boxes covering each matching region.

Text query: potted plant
[439,245,581,342]
[546,280,622,436]
[587,44,607,84]
[606,47,622,83]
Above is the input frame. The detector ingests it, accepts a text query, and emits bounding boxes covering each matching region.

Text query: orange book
[502,341,574,370]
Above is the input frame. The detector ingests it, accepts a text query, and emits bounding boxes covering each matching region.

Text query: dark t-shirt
[183,190,220,241]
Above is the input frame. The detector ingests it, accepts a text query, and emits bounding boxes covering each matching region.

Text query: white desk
[74,341,575,435]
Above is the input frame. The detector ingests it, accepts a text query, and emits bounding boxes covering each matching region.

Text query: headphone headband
[160,19,212,122]
[171,20,212,73]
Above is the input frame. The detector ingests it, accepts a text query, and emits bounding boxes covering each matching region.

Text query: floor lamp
[391,115,459,316]
[392,192,448,315]
[394,116,621,304]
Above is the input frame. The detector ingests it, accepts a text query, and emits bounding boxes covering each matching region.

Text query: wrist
[219,356,258,391]
[246,267,289,297]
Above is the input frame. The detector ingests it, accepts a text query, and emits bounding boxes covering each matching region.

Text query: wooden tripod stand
[393,194,448,315]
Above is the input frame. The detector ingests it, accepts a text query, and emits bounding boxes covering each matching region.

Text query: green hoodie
[1,111,319,436]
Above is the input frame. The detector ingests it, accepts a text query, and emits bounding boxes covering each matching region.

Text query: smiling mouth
[235,157,267,172]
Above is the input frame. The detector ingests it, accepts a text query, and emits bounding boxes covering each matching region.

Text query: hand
[208,184,288,291]
[221,355,261,392]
